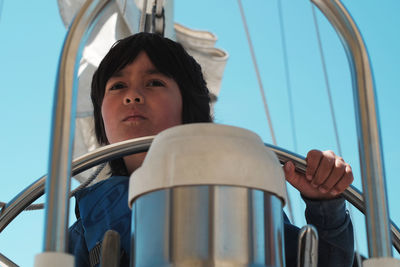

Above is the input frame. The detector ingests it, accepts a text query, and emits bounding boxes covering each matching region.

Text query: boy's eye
[108,82,126,91]
[147,80,165,87]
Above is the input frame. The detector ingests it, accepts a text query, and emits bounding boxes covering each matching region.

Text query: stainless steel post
[297,225,318,267]
[310,0,392,257]
[131,186,284,267]
[100,230,121,267]
[43,0,111,252]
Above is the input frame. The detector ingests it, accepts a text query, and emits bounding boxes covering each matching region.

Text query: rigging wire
[276,0,297,225]
[237,0,277,146]
[277,0,298,153]
[311,4,362,265]
[0,0,4,24]
[237,0,297,225]
[311,5,342,156]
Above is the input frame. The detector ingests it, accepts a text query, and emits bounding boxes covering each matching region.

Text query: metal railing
[1,137,399,255]
[43,0,112,253]
[42,0,395,260]
[0,0,396,263]
[312,0,392,258]
[0,251,18,267]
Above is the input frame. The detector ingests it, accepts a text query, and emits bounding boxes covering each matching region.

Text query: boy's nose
[124,89,144,104]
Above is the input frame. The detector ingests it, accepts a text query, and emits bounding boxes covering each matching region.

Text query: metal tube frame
[311,0,392,258]
[43,0,111,253]
[0,251,18,267]
[2,0,394,260]
[1,138,399,255]
[297,225,319,267]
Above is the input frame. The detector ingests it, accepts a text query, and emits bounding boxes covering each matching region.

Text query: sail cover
[57,0,228,183]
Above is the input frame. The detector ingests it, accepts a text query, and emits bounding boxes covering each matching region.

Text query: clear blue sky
[0,1,399,266]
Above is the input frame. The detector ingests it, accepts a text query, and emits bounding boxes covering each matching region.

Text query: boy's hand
[283,150,354,200]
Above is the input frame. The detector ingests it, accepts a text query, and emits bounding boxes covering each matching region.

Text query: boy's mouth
[123,114,146,122]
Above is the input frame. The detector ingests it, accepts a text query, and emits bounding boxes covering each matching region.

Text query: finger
[312,150,336,187]
[284,161,302,186]
[283,161,296,180]
[318,157,346,194]
[305,150,323,181]
[331,164,354,196]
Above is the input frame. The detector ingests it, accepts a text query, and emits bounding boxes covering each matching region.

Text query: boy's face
[101,51,182,144]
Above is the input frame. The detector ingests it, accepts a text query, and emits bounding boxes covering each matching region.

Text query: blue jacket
[68,176,354,267]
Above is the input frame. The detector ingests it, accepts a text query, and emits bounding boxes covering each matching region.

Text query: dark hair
[91,32,212,176]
